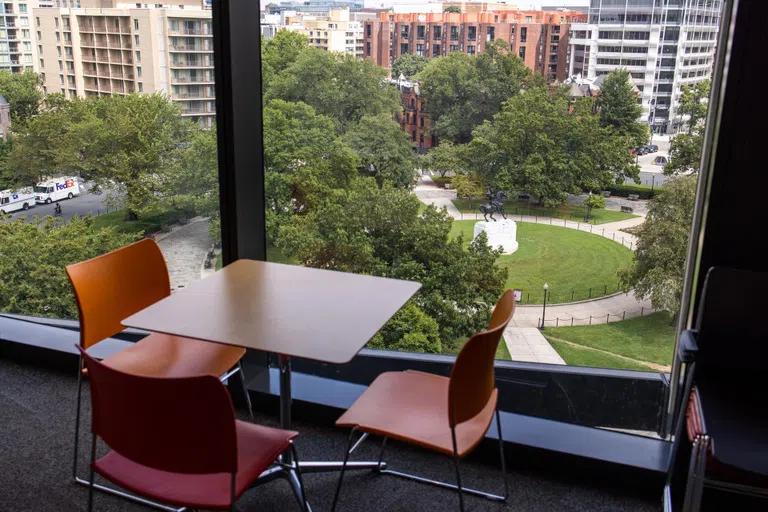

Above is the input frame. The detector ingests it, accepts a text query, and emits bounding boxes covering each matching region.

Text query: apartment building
[34,1,215,126]
[291,7,364,58]
[363,9,587,82]
[0,0,39,74]
[568,0,723,133]
[393,77,434,151]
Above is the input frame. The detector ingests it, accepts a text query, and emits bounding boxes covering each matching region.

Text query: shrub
[607,183,660,199]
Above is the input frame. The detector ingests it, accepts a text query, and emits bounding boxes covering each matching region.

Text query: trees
[0,70,44,129]
[344,114,417,189]
[444,6,461,13]
[665,80,710,176]
[678,80,710,134]
[368,301,442,353]
[417,40,532,143]
[261,30,309,87]
[0,215,138,318]
[391,53,429,79]
[583,193,606,221]
[596,69,647,147]
[452,174,484,207]
[265,48,399,129]
[276,178,507,345]
[619,176,697,316]
[420,140,464,178]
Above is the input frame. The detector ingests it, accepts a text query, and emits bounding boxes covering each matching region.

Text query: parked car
[647,144,659,153]
[653,155,669,165]
[636,146,650,155]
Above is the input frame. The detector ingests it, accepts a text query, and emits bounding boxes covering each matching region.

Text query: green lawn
[547,339,654,371]
[216,244,295,271]
[452,199,638,225]
[92,206,190,236]
[442,335,512,360]
[450,220,633,304]
[543,312,676,368]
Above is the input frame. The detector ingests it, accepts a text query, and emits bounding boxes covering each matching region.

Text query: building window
[55,17,59,28]
[417,25,424,39]
[135,51,141,62]
[134,19,139,30]
[450,26,458,41]
[135,35,140,46]
[137,66,142,78]
[36,16,40,27]
[520,27,527,43]
[137,82,143,92]
[467,26,476,41]
[433,25,441,39]
[366,24,371,37]
[416,43,424,56]
[467,45,475,55]
[519,46,526,59]
[432,43,440,57]
[366,42,371,56]
[400,43,408,55]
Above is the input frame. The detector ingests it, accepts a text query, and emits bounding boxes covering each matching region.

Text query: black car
[647,144,659,153]
[636,146,650,155]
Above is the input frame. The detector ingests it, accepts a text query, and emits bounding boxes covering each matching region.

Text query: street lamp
[540,283,549,330]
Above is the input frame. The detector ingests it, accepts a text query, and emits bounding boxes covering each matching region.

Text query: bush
[431,176,453,188]
[368,301,442,353]
[607,183,660,199]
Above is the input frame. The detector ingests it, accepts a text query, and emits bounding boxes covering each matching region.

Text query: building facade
[393,78,434,151]
[0,0,40,74]
[34,3,215,126]
[363,9,587,83]
[568,0,723,133]
[291,8,364,58]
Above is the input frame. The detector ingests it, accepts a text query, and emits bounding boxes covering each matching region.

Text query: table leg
[279,354,292,430]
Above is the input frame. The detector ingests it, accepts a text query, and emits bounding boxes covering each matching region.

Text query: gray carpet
[0,358,659,512]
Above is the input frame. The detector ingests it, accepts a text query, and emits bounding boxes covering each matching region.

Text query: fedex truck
[34,177,80,204]
[0,188,36,214]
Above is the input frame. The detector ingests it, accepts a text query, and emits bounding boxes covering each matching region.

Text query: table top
[122,259,421,364]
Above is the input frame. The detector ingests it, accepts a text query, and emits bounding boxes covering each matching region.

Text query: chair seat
[98,332,246,378]
[94,420,298,510]
[336,370,497,457]
[687,379,768,481]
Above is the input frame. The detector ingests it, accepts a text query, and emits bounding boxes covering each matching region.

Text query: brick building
[393,78,435,151]
[363,9,587,83]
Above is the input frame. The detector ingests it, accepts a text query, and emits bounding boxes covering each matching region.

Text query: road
[6,186,112,222]
[634,134,675,187]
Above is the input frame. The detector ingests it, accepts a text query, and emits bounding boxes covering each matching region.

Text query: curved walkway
[156,218,211,290]
[414,174,652,364]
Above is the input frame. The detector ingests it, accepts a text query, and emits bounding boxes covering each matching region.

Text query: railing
[172,92,214,99]
[171,75,213,83]
[518,283,626,305]
[181,107,215,114]
[169,28,212,36]
[539,306,655,328]
[169,45,213,51]
[170,61,213,67]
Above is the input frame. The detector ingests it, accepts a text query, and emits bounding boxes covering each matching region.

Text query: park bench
[627,194,640,201]
[621,206,634,214]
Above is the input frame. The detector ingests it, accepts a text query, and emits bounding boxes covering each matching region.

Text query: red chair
[76,345,307,512]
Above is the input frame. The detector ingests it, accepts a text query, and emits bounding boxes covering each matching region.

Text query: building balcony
[170,60,214,68]
[172,92,215,99]
[181,106,216,115]
[169,45,214,52]
[80,24,108,33]
[171,76,213,84]
[169,28,212,36]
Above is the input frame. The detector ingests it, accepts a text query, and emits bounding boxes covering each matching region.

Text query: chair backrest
[66,238,171,349]
[78,345,238,475]
[448,290,515,428]
[695,267,768,370]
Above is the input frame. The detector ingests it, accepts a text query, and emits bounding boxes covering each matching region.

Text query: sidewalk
[504,327,566,365]
[512,291,653,329]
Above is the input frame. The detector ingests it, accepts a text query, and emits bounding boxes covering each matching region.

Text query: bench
[621,206,634,214]
[628,194,640,201]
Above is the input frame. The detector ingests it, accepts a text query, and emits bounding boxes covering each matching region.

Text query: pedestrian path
[511,291,653,329]
[503,327,566,365]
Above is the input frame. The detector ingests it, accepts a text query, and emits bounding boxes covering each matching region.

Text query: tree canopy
[678,79,710,134]
[0,69,44,129]
[391,53,429,79]
[665,80,710,176]
[619,176,697,315]
[417,40,534,143]
[596,69,647,147]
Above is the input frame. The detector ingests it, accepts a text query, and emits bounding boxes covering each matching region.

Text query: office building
[364,9,587,83]
[568,0,723,133]
[0,0,39,74]
[34,1,216,126]
[291,7,364,58]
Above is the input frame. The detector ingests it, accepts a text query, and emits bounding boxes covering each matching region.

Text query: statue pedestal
[474,220,519,254]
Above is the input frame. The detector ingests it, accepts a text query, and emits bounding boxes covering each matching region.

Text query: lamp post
[540,283,549,330]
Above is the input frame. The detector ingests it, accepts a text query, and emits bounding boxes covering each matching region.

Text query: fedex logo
[56,179,76,191]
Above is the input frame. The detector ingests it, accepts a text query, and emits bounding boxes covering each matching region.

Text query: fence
[458,211,637,251]
[538,306,655,328]
[518,284,626,305]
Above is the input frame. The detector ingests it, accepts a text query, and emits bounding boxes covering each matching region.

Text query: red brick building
[364,10,587,83]
[394,81,436,151]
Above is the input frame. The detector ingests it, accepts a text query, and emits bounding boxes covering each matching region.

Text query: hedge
[606,183,660,200]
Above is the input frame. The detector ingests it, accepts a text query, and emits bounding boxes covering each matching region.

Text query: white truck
[0,188,36,214]
[34,177,80,204]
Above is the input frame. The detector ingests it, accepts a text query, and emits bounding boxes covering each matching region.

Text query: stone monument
[474,219,519,254]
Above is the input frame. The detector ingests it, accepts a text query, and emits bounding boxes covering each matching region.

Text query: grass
[442,336,513,360]
[543,312,676,368]
[449,220,633,304]
[215,244,295,271]
[451,199,638,225]
[547,339,655,371]
[92,206,190,236]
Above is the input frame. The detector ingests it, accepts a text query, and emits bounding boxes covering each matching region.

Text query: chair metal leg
[73,355,84,480]
[331,427,357,512]
[230,473,236,512]
[376,437,388,473]
[88,434,97,512]
[348,432,369,455]
[237,361,254,421]
[289,443,309,512]
[451,428,466,512]
[690,436,709,512]
[682,436,701,512]
[495,409,509,501]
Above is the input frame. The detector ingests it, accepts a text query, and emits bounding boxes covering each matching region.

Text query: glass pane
[0,6,220,319]
[260,2,725,434]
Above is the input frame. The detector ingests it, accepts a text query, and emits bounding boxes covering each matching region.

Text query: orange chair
[76,346,307,512]
[67,238,252,510]
[332,290,516,512]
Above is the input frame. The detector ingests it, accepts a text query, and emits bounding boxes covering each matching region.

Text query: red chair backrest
[78,345,238,475]
[448,290,515,428]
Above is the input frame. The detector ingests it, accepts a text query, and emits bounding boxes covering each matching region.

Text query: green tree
[583,193,606,221]
[678,80,710,134]
[596,69,647,147]
[452,173,484,208]
[276,178,508,345]
[420,141,464,177]
[266,48,399,129]
[344,114,417,189]
[0,134,17,189]
[664,131,703,176]
[261,30,309,89]
[619,176,697,316]
[0,69,43,129]
[0,215,138,318]
[368,301,442,353]
[444,6,461,13]
[417,40,533,143]
[391,53,429,79]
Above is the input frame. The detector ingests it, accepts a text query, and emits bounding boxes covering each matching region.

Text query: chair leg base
[75,477,186,512]
[378,468,507,502]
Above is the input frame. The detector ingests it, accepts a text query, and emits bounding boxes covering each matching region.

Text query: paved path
[414,174,653,364]
[156,218,211,290]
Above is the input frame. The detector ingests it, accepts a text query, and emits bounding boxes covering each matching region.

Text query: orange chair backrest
[66,238,171,349]
[447,290,515,428]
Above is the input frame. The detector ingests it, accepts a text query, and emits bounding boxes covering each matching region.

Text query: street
[635,134,675,188]
[6,185,113,222]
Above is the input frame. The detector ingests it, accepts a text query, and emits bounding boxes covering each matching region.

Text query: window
[137,66,142,78]
[135,51,141,62]
[400,43,408,55]
[19,4,27,13]
[467,26,476,41]
[135,35,140,46]
[519,46,526,58]
[366,24,371,37]
[55,17,59,28]
[433,25,441,39]
[134,19,139,30]
[137,82,143,92]
[467,45,475,55]
[432,43,440,57]
[417,25,424,39]
[416,43,423,56]
[366,42,371,56]
[520,27,527,43]
[450,26,458,41]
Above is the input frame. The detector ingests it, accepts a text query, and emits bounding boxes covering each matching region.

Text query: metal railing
[539,306,655,328]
